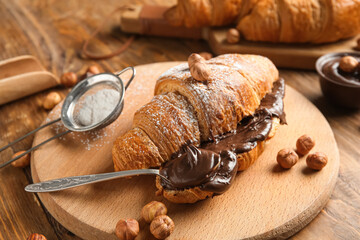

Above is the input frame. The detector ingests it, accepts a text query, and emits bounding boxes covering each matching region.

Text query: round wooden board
[31,62,339,240]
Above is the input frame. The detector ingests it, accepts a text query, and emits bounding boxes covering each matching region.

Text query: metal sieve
[0,67,135,168]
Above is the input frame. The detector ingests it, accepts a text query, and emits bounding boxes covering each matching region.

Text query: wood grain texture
[0,0,359,239]
[30,62,339,240]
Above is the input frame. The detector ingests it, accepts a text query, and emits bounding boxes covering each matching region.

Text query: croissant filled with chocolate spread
[112,53,286,203]
[164,0,360,43]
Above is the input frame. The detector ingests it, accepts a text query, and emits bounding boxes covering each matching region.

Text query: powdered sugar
[45,100,120,151]
[77,89,120,126]
[154,54,278,140]
[158,63,189,80]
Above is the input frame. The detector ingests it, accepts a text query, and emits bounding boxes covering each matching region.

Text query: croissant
[164,0,360,43]
[164,0,242,28]
[112,54,285,203]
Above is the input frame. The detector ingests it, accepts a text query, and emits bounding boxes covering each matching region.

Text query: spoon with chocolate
[25,145,238,193]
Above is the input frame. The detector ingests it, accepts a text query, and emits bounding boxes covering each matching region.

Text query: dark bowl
[316,52,360,109]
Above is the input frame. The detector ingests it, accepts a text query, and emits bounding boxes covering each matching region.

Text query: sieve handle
[0,128,70,169]
[0,118,61,166]
[115,66,136,90]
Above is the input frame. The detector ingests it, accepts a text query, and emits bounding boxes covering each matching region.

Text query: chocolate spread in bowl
[160,78,286,193]
[322,57,360,86]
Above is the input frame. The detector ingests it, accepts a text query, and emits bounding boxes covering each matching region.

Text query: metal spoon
[25,169,171,192]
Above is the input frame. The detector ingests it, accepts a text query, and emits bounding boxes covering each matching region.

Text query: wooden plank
[208,28,360,70]
[119,4,360,70]
[0,90,70,239]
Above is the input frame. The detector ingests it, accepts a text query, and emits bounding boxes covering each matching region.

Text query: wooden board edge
[29,63,341,240]
[30,126,118,240]
[207,29,360,70]
[31,163,117,239]
[31,126,340,240]
[254,153,339,239]
[248,126,340,240]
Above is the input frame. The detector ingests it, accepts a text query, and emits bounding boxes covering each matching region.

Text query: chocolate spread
[160,78,286,194]
[322,57,360,86]
[160,145,238,194]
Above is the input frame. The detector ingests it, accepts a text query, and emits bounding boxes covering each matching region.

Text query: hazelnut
[306,152,328,170]
[188,53,211,82]
[227,28,240,44]
[276,148,298,169]
[356,38,360,50]
[198,52,213,60]
[27,233,47,240]
[339,56,358,73]
[141,201,167,223]
[11,151,30,168]
[115,218,139,240]
[87,65,102,75]
[150,215,175,239]
[43,92,61,110]
[60,72,78,88]
[296,134,315,156]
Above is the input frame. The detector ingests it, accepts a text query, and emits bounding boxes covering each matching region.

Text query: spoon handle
[25,169,160,193]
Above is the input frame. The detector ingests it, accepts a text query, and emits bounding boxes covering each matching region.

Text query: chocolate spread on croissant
[160,145,238,194]
[160,78,286,193]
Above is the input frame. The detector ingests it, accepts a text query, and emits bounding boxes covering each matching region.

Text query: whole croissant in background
[112,54,286,203]
[164,0,360,43]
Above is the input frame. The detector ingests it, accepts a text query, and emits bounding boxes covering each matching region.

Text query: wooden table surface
[0,0,359,239]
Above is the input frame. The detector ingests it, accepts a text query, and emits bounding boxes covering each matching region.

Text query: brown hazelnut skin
[339,56,358,73]
[141,201,167,223]
[227,28,240,44]
[296,134,315,156]
[356,38,360,50]
[188,53,211,82]
[306,152,328,170]
[60,72,78,88]
[43,92,61,110]
[27,233,47,240]
[115,218,139,240]
[150,215,175,239]
[277,148,298,169]
[87,65,102,75]
[198,52,213,60]
[11,151,30,168]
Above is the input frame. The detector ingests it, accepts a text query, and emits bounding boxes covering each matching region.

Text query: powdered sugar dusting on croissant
[158,63,190,81]
[113,54,279,172]
[155,54,278,140]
